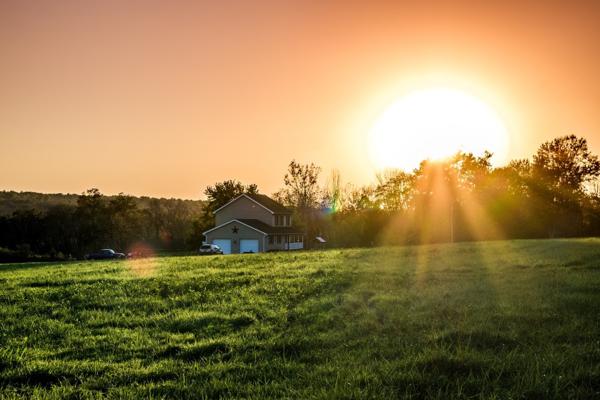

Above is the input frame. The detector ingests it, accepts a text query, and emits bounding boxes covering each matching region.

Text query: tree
[344,185,378,211]
[273,160,323,247]
[200,180,259,230]
[321,169,346,212]
[274,160,321,210]
[375,169,415,211]
[532,135,600,236]
[533,135,600,197]
[75,188,109,253]
[108,193,141,250]
[146,198,166,244]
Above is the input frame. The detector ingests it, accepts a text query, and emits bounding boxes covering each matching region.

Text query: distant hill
[0,190,205,216]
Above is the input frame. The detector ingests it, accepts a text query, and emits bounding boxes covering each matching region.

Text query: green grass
[1,239,599,399]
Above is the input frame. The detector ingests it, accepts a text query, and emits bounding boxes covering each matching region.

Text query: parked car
[198,243,223,255]
[85,249,126,260]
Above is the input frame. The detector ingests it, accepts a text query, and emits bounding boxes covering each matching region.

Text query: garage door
[212,239,231,254]
[240,239,259,253]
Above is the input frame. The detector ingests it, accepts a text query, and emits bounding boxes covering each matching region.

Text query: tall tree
[532,135,600,236]
[273,160,323,246]
[108,193,141,250]
[75,188,109,253]
[274,160,321,210]
[533,135,600,197]
[375,169,415,211]
[322,169,345,212]
[201,180,259,229]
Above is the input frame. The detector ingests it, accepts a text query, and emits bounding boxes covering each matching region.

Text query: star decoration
[232,226,239,234]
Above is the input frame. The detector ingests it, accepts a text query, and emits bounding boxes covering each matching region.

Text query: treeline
[2,134,600,261]
[0,191,80,216]
[0,189,204,261]
[196,135,600,248]
[317,135,600,246]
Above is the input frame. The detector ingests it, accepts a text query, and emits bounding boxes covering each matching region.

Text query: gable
[214,194,291,215]
[203,219,268,236]
[214,196,273,226]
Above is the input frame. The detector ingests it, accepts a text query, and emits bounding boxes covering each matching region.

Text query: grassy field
[0,239,599,399]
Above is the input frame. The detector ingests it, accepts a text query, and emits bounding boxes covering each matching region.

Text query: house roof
[245,194,291,214]
[238,219,303,234]
[202,218,304,236]
[213,193,292,214]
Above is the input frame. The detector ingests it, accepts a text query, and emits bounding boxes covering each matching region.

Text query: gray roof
[245,194,292,214]
[238,219,303,234]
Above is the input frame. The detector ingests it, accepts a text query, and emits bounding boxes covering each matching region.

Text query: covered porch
[266,233,304,251]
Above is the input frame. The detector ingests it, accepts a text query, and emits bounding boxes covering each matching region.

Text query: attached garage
[203,220,267,254]
[240,239,259,253]
[212,239,232,255]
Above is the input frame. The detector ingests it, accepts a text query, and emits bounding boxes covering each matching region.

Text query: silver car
[198,243,223,255]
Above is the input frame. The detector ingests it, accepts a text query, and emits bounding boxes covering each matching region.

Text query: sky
[1,1,600,199]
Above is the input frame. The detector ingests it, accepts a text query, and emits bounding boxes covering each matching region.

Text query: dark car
[198,244,223,255]
[85,248,126,260]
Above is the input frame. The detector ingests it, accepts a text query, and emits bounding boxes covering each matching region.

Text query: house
[202,193,304,254]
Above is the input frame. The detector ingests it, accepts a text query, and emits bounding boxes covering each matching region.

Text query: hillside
[0,190,205,216]
[0,239,599,398]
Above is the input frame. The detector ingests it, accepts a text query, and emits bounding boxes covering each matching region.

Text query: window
[276,235,281,244]
[284,215,290,226]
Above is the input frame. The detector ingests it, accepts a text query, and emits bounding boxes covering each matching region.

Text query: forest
[1,134,599,261]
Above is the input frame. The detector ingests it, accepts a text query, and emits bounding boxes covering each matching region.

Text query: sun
[369,88,509,171]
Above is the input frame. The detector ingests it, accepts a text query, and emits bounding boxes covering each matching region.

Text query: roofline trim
[213,194,277,215]
[203,219,268,236]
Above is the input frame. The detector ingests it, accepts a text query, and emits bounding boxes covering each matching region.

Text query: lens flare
[125,242,158,277]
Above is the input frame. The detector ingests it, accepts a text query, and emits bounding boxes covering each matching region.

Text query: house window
[284,215,290,226]
[276,235,281,244]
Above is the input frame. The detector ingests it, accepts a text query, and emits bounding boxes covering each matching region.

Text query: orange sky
[1,1,600,199]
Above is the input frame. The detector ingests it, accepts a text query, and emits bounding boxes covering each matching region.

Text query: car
[85,248,126,260]
[198,243,223,255]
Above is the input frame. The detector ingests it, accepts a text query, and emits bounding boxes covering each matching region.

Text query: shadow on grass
[0,368,81,388]
[437,331,520,351]
[157,341,231,361]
